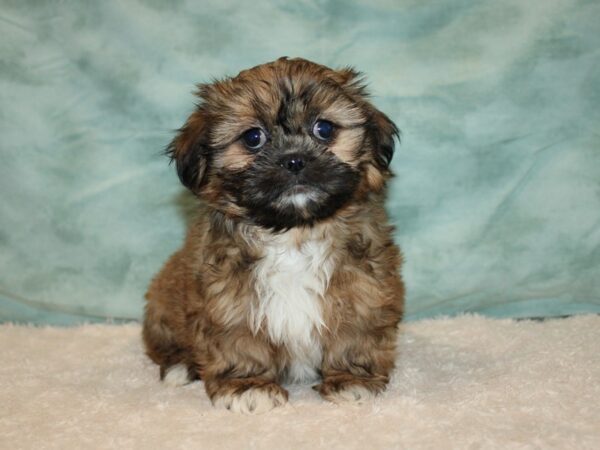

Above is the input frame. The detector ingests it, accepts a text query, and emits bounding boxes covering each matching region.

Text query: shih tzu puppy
[143,57,404,413]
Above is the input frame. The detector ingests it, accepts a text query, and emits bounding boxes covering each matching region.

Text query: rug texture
[1,315,598,449]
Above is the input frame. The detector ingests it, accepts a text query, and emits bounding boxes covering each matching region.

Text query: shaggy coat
[143,57,404,413]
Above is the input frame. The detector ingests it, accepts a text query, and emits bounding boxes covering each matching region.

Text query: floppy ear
[367,108,399,170]
[334,67,400,170]
[166,109,211,191]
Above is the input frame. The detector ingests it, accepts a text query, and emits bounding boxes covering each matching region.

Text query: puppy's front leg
[200,337,288,414]
[316,330,397,404]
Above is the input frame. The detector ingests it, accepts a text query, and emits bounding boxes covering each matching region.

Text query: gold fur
[143,57,404,413]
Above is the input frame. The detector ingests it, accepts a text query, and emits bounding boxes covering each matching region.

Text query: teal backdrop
[1,0,599,324]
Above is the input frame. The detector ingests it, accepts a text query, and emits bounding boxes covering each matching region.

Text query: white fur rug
[1,315,598,449]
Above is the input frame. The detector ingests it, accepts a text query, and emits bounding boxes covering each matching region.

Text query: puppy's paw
[324,384,375,403]
[315,375,386,404]
[213,383,288,414]
[162,363,192,387]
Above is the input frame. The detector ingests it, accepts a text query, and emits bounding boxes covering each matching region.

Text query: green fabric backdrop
[1,0,599,324]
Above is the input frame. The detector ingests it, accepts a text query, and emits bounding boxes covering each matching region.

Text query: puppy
[143,57,404,413]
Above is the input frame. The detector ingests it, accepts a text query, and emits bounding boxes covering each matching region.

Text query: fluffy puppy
[143,57,404,413]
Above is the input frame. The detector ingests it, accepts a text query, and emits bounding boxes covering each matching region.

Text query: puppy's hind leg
[142,296,196,387]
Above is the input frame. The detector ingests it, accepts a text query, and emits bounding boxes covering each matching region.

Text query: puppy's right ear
[166,109,211,191]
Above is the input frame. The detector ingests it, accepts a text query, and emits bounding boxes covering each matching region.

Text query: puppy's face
[169,57,398,230]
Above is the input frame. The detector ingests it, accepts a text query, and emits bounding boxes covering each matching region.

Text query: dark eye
[312,120,334,141]
[242,128,267,150]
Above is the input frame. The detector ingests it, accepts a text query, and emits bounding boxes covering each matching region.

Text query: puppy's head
[168,57,399,230]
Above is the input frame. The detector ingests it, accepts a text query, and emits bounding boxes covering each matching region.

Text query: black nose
[282,155,306,173]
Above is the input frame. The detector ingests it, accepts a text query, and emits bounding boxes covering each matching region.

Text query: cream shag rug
[1,315,598,449]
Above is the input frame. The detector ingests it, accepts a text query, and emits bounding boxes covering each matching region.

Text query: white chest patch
[250,231,334,383]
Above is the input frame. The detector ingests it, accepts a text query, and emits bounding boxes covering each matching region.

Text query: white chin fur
[277,188,321,210]
[289,192,310,208]
[213,387,287,414]
[163,363,191,387]
[327,385,376,404]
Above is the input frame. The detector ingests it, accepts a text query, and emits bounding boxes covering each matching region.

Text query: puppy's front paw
[323,383,375,403]
[212,383,288,414]
[315,374,387,404]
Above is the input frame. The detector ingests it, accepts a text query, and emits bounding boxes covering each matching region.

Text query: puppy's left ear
[366,107,399,171]
[335,67,399,171]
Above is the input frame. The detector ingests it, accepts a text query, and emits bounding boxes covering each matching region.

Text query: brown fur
[143,57,404,412]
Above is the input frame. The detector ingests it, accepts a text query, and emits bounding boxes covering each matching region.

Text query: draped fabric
[1,0,599,324]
